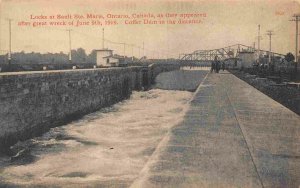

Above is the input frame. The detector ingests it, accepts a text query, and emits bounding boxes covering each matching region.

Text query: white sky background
[0,0,300,58]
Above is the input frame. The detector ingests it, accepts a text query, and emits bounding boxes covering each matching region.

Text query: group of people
[211,56,226,73]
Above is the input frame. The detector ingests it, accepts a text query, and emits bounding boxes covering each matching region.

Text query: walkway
[131,71,300,188]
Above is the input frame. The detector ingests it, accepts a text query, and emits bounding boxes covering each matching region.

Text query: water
[154,69,208,91]
[0,89,192,187]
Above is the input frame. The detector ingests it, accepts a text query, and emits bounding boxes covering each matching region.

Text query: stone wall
[0,63,95,72]
[0,64,179,152]
[0,67,143,152]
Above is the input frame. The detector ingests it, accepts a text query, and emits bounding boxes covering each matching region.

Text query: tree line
[0,48,97,64]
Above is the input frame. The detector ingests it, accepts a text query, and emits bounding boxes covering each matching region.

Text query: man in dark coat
[221,61,225,71]
[211,61,216,73]
[213,56,219,73]
[216,61,220,73]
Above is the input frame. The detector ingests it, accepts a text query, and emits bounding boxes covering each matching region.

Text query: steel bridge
[179,44,285,62]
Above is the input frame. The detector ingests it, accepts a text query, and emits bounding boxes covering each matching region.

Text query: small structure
[237,51,256,69]
[224,57,241,69]
[102,54,127,67]
[95,49,127,67]
[95,49,113,67]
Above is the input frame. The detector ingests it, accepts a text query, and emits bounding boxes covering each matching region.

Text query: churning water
[0,89,193,187]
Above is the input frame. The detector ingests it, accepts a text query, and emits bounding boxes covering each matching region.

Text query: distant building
[95,49,113,66]
[237,51,256,68]
[224,57,241,69]
[95,49,128,67]
[103,54,127,67]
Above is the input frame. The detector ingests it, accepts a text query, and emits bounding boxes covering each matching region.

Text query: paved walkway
[131,71,300,188]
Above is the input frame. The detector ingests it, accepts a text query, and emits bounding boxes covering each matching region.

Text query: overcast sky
[0,0,300,58]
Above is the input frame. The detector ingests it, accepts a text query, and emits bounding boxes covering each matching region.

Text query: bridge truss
[179,44,285,62]
[180,44,254,61]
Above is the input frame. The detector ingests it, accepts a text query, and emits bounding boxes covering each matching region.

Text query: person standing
[216,60,220,73]
[214,56,220,73]
[211,61,215,73]
[222,61,225,71]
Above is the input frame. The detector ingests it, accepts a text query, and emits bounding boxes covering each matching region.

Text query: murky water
[0,89,192,187]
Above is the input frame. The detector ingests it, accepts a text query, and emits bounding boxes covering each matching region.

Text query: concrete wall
[149,62,180,84]
[0,64,179,152]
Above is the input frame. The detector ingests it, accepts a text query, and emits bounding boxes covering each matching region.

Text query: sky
[0,0,300,58]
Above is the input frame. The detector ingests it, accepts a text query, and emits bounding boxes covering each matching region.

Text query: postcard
[0,0,299,187]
